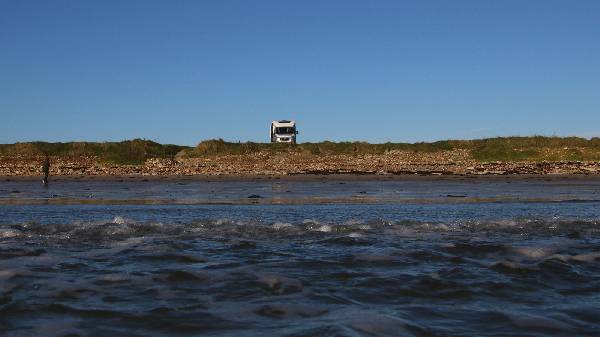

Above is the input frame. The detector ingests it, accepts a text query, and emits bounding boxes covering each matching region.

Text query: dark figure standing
[42,155,50,185]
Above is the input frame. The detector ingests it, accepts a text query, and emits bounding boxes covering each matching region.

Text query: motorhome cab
[270,120,298,144]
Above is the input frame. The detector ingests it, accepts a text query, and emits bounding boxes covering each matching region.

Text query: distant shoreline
[3,154,600,177]
[0,150,600,179]
[4,173,600,182]
[3,137,600,177]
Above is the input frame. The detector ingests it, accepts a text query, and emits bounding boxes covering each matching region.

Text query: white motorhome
[270,120,298,144]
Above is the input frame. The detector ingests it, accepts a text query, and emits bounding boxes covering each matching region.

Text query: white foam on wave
[315,225,332,233]
[2,216,600,243]
[342,219,363,226]
[112,216,126,225]
[272,222,293,230]
[0,229,20,238]
[413,222,451,232]
[214,218,231,226]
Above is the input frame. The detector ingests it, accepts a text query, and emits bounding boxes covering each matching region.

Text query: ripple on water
[1,214,600,336]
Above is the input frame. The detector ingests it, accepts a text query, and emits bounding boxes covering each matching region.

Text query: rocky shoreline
[3,150,600,177]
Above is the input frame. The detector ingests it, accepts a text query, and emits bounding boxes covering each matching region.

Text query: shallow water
[1,177,600,336]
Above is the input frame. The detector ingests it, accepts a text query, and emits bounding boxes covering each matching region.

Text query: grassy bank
[3,136,600,163]
[185,138,456,156]
[469,137,600,161]
[0,139,189,165]
[185,137,600,161]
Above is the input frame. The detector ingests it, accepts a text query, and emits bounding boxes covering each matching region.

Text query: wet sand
[5,172,600,182]
[4,174,600,206]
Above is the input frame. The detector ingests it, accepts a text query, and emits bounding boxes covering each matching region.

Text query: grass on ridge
[3,136,600,163]
[187,138,456,156]
[0,139,189,165]
[469,136,600,161]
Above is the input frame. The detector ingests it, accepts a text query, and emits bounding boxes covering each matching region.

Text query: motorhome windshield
[275,127,295,134]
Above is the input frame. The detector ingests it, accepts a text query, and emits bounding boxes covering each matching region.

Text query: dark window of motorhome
[275,127,294,134]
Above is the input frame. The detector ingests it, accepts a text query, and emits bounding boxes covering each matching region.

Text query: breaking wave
[2,216,600,242]
[1,214,599,337]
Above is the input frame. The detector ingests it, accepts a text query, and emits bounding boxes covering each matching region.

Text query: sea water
[1,177,599,336]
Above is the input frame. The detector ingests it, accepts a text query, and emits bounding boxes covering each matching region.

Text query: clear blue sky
[1,0,599,145]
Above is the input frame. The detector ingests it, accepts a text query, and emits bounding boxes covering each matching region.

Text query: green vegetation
[0,139,189,165]
[186,137,600,162]
[187,138,456,156]
[469,136,600,161]
[3,136,600,163]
